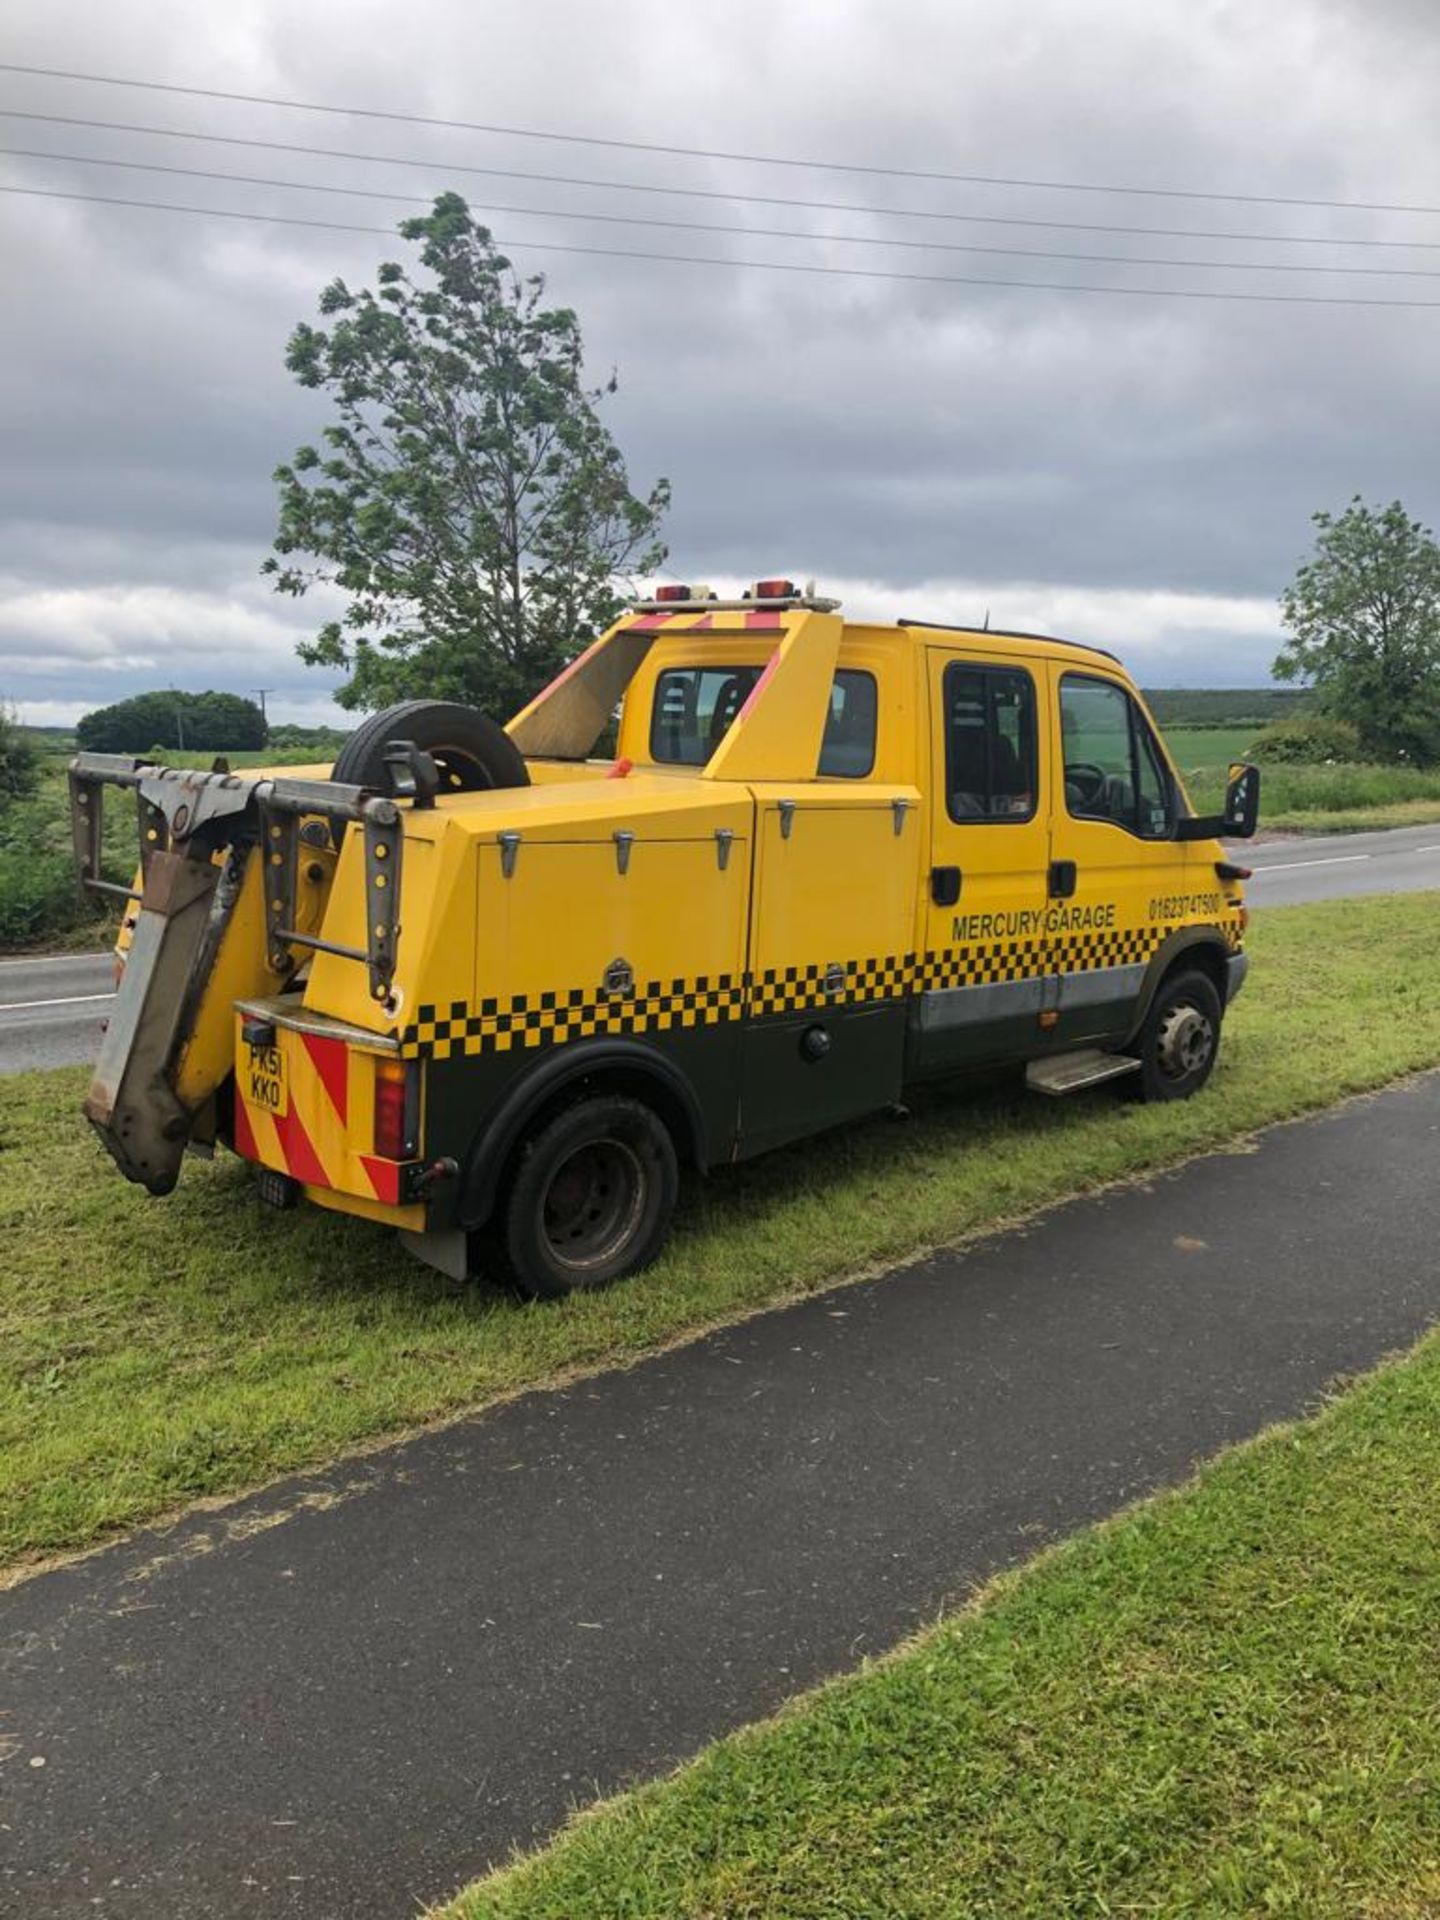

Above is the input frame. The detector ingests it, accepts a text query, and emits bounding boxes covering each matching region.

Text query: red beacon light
[649,583,717,604]
[748,578,799,600]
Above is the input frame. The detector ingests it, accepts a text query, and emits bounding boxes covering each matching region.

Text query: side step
[1025,1048,1141,1097]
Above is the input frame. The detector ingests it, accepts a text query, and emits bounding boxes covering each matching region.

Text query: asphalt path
[4,823,1440,1076]
[5,1073,1440,1918]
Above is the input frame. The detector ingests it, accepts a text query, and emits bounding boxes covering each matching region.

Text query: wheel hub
[1156,1001,1214,1080]
[541,1136,645,1273]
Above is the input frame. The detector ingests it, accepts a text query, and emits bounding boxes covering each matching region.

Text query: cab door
[1045,666,1204,1046]
[912,651,1053,1077]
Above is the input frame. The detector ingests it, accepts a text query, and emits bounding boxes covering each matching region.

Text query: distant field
[1143,686,1306,729]
[1159,725,1258,771]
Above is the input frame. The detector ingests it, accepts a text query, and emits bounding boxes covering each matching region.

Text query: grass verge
[1260,798,1440,834]
[6,894,1440,1576]
[441,1324,1440,1920]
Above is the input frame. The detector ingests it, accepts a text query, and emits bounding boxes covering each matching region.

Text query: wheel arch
[456,1040,709,1231]
[1123,927,1232,1049]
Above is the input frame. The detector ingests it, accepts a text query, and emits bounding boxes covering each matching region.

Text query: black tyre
[1134,968,1223,1103]
[499,1096,679,1299]
[331,699,529,798]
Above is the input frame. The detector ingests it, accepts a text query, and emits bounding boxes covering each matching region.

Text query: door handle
[1048,859,1077,899]
[930,865,962,907]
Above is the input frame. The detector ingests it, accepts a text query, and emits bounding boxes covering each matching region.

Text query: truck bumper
[231,998,425,1229]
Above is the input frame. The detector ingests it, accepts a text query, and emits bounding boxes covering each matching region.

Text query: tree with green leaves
[265,194,670,717]
[0,701,39,806]
[76,690,267,755]
[1275,497,1440,765]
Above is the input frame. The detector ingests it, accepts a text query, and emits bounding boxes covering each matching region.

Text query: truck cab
[71,581,1257,1297]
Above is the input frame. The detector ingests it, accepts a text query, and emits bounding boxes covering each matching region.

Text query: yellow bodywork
[100,600,1246,1244]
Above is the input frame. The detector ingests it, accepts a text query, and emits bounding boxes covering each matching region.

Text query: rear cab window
[650,664,878,777]
[942,663,1038,822]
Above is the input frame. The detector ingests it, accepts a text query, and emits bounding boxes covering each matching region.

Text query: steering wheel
[1065,761,1109,808]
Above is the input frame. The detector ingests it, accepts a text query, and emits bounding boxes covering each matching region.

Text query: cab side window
[1059,674,1174,839]
[943,664,1038,823]
[818,670,877,777]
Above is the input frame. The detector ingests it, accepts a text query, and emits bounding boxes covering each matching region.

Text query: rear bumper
[1225,951,1249,1006]
[231,997,424,1228]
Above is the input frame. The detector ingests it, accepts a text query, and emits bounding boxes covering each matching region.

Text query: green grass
[441,1326,1440,1920]
[7,894,1440,1577]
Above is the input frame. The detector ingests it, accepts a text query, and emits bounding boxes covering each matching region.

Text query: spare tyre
[331,699,530,798]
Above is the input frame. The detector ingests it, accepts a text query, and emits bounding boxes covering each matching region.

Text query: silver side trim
[918,976,1048,1030]
[920,961,1147,1032]
[1056,962,1147,1011]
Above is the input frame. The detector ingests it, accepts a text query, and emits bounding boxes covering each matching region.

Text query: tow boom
[69,753,403,1193]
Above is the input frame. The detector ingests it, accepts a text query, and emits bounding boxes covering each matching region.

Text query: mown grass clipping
[443,1323,1440,1920]
[4,892,1440,1574]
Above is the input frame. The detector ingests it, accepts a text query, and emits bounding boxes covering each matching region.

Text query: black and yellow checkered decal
[399,922,1242,1060]
[402,975,745,1061]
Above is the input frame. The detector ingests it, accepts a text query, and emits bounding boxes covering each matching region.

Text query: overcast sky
[3,0,1439,725]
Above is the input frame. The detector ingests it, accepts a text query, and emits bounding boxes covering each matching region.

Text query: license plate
[243,1040,288,1118]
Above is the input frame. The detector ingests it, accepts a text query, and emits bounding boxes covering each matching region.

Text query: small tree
[0,701,40,806]
[265,193,670,717]
[76,690,268,754]
[1275,497,1440,764]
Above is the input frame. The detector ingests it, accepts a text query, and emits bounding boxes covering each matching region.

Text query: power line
[8,181,1440,308]
[3,59,1438,216]
[6,107,1439,255]
[11,145,1440,279]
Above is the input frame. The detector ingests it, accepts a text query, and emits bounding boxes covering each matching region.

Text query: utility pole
[251,688,276,723]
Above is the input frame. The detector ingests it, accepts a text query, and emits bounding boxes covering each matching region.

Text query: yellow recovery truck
[70,581,1259,1297]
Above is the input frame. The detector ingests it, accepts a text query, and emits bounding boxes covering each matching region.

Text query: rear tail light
[373,1057,416,1160]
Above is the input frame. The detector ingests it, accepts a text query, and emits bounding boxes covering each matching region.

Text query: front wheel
[1133,968,1223,1103]
[499,1095,679,1299]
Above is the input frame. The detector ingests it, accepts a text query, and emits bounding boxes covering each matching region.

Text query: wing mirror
[1175,761,1260,842]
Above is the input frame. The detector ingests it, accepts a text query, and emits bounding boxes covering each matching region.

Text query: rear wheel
[1134,968,1223,1103]
[498,1095,679,1299]
[331,699,529,799]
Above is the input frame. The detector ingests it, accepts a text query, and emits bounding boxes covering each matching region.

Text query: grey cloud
[2,0,1438,721]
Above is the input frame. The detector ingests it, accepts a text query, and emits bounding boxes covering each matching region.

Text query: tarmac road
[1242,819,1440,906]
[3,824,1439,1076]
[5,1073,1440,1918]
[0,950,114,1075]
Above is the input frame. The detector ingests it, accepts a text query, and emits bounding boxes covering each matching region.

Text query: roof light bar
[628,579,841,615]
